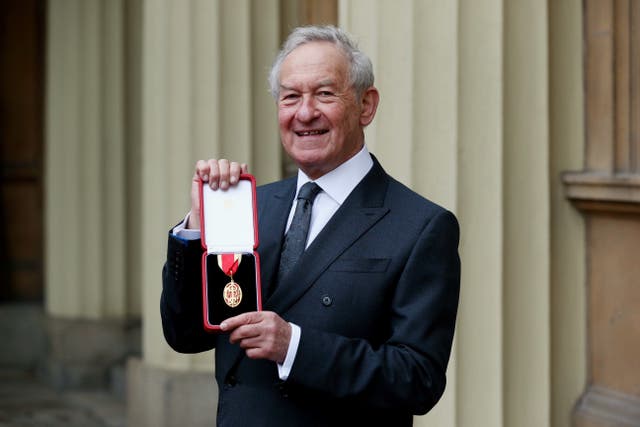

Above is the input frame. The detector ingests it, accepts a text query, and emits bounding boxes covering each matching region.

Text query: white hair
[268,25,375,100]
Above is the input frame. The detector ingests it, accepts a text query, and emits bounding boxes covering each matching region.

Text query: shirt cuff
[277,323,301,381]
[172,213,201,240]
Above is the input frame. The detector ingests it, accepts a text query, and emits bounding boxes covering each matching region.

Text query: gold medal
[223,280,243,308]
[218,254,242,308]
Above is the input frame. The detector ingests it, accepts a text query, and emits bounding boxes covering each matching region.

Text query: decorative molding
[563,171,640,213]
[574,385,640,427]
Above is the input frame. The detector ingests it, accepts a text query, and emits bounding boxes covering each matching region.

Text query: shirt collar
[295,145,374,205]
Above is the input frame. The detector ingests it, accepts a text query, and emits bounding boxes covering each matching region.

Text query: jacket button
[321,295,332,306]
[277,383,289,398]
[226,375,237,387]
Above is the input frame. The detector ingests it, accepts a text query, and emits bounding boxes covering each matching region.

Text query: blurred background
[1,0,639,426]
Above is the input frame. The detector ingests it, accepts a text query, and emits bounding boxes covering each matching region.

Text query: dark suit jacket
[161,158,460,427]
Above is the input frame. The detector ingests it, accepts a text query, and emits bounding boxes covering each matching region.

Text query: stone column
[549,1,588,426]
[340,1,583,426]
[125,1,280,426]
[456,2,508,423]
[564,1,640,425]
[45,0,134,390]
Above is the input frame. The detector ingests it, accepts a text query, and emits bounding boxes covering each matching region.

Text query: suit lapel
[265,160,390,314]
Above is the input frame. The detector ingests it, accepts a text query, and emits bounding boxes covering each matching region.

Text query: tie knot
[297,182,321,203]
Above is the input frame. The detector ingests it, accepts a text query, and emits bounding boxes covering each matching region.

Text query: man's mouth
[295,129,329,137]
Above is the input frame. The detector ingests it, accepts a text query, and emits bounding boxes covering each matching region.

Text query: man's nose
[295,96,319,122]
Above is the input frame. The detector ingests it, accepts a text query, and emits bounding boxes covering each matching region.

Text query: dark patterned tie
[277,182,322,282]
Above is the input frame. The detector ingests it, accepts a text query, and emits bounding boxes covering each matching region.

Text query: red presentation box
[199,174,262,332]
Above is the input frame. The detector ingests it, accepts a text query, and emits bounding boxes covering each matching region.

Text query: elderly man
[161,25,460,426]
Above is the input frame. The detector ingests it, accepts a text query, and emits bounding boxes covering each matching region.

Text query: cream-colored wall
[46,0,128,319]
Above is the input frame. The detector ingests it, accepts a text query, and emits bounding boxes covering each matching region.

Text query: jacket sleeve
[161,231,218,353]
[287,209,461,415]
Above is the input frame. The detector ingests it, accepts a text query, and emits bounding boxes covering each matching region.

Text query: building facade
[1,1,639,426]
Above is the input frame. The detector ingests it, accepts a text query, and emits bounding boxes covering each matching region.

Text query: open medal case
[199,174,262,332]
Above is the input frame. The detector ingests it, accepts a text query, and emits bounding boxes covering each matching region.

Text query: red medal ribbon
[218,254,241,277]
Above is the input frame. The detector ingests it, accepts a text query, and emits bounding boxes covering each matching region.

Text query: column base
[42,315,140,393]
[0,303,46,370]
[574,386,640,427]
[126,357,218,427]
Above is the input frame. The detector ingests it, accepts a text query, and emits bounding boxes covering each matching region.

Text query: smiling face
[277,41,378,179]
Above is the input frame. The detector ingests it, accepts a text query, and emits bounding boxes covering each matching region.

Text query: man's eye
[282,93,299,101]
[318,91,333,97]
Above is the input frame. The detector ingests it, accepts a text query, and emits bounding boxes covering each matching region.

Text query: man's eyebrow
[279,80,336,92]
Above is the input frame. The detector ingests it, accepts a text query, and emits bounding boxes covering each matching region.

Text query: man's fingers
[206,159,221,190]
[194,159,209,181]
[220,311,261,331]
[229,162,241,185]
[229,329,260,346]
[218,159,231,189]
[220,312,290,363]
[225,313,262,344]
[192,159,249,191]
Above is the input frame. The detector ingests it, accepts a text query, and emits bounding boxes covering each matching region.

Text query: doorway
[0,0,45,302]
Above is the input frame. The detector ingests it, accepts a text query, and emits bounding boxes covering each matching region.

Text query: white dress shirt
[173,145,374,380]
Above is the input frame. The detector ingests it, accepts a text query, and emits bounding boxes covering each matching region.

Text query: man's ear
[359,86,379,127]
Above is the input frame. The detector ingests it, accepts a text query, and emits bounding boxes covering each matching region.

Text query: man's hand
[187,159,249,229]
[220,311,292,364]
